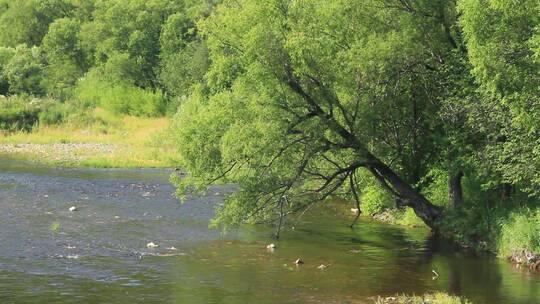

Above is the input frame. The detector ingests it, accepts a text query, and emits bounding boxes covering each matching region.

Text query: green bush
[361,184,394,215]
[76,72,166,117]
[421,168,449,207]
[0,96,97,132]
[0,96,41,131]
[499,209,540,256]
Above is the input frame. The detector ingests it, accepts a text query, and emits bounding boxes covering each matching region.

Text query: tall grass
[499,209,540,256]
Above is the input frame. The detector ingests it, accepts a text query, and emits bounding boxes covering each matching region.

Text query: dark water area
[1,158,540,304]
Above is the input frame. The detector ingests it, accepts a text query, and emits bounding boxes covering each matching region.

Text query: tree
[3,44,45,95]
[0,46,15,95]
[81,0,185,89]
[458,0,540,196]
[0,0,73,47]
[42,17,90,98]
[172,0,465,230]
[159,12,210,99]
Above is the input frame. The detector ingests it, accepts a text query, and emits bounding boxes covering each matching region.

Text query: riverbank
[361,206,540,273]
[375,293,469,304]
[0,109,179,168]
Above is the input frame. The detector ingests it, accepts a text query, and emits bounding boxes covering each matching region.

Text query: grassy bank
[374,293,470,304]
[0,107,179,168]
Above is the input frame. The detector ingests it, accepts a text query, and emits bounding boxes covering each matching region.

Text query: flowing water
[1,158,540,304]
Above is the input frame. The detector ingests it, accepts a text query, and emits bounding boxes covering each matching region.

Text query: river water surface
[1,159,540,304]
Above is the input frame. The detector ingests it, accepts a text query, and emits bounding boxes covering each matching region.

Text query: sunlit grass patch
[0,108,179,168]
[374,293,470,304]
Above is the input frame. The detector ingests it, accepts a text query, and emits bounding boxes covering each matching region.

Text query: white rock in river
[317,264,328,270]
[147,242,159,248]
[69,206,78,212]
[266,243,276,249]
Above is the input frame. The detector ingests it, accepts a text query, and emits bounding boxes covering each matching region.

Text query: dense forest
[0,0,216,127]
[0,0,539,262]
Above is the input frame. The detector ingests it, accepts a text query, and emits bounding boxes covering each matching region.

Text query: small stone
[168,246,178,251]
[317,264,328,270]
[114,216,120,219]
[294,258,304,265]
[147,242,159,248]
[142,192,152,198]
[266,243,276,249]
[351,208,360,215]
[69,206,78,212]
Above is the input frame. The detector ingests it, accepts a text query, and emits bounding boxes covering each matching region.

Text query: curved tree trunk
[365,156,443,229]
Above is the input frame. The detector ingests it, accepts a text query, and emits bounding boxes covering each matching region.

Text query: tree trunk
[501,183,512,200]
[366,158,443,229]
[449,171,464,209]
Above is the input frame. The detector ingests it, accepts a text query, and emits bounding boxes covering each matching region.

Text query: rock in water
[69,206,78,212]
[266,243,276,249]
[294,258,304,265]
[147,242,159,248]
[317,264,328,270]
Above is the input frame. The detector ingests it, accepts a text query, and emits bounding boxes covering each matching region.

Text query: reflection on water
[1,158,539,304]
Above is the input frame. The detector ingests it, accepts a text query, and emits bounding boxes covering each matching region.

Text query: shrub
[421,168,449,207]
[0,96,41,131]
[76,72,166,117]
[0,95,97,132]
[361,184,394,215]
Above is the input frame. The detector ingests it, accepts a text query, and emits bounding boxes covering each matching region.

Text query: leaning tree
[172,0,464,231]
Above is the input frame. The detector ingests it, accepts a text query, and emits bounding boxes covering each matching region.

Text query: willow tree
[173,0,463,230]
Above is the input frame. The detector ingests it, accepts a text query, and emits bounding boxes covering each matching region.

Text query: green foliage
[499,209,540,256]
[41,17,89,98]
[375,293,470,304]
[159,11,209,99]
[458,0,540,197]
[0,96,41,131]
[0,0,539,259]
[421,168,450,207]
[3,44,45,95]
[84,0,185,88]
[0,0,211,116]
[0,0,73,47]
[0,46,15,94]
[76,72,166,117]
[0,95,95,132]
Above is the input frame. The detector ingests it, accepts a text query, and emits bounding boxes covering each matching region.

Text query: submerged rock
[509,249,540,271]
[317,264,328,270]
[147,242,159,248]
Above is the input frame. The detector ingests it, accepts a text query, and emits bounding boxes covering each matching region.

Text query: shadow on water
[1,157,540,303]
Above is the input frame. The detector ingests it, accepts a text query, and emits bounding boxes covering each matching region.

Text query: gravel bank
[0,143,117,163]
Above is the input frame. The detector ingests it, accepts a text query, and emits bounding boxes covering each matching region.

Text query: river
[1,159,539,304]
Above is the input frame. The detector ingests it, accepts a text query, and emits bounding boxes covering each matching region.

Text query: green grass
[374,293,470,304]
[0,108,180,168]
[499,209,540,257]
